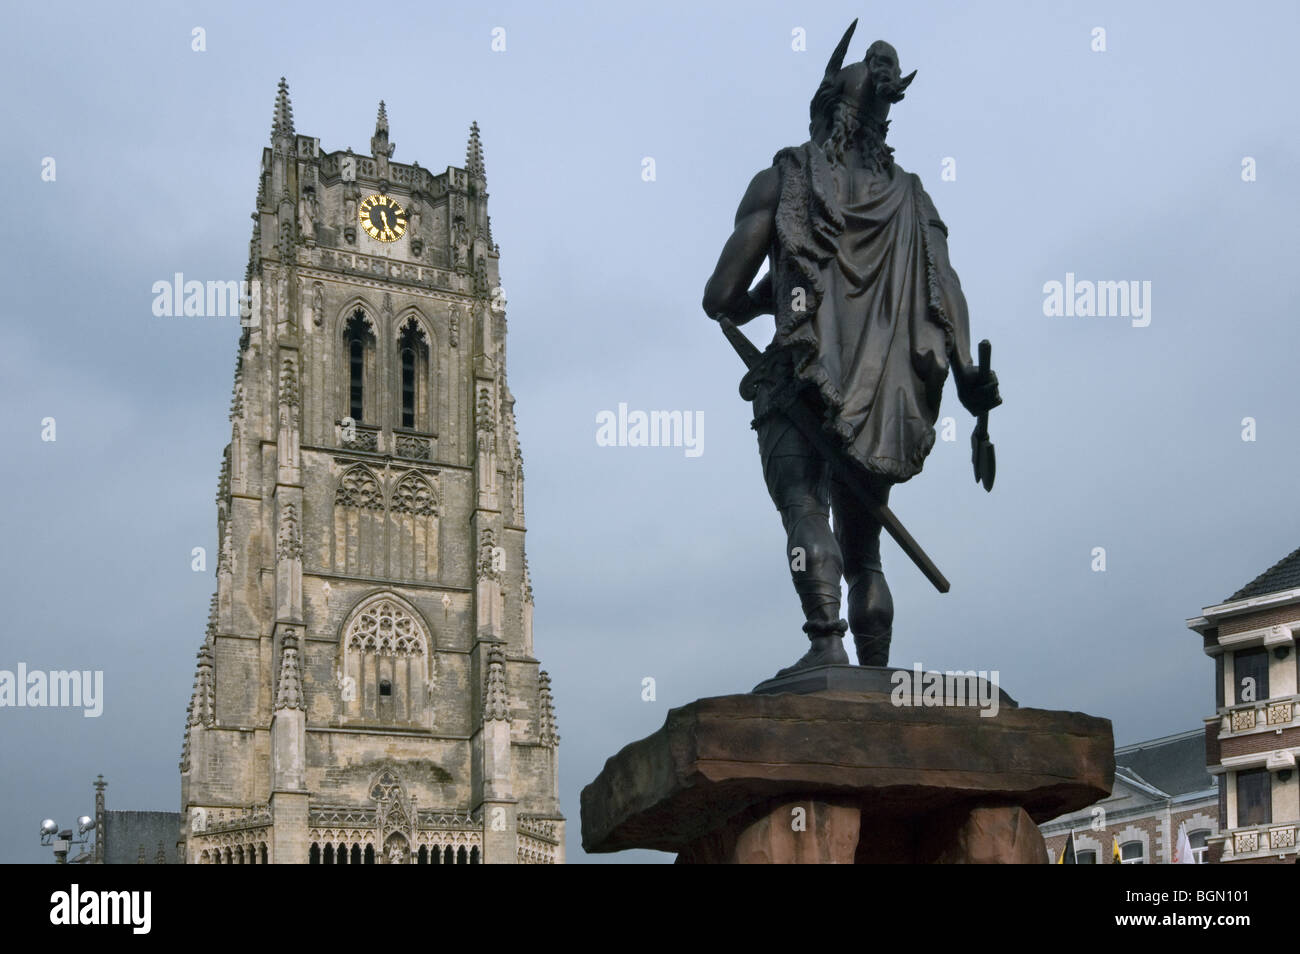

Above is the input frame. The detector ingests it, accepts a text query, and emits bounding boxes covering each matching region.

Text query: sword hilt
[718,315,763,369]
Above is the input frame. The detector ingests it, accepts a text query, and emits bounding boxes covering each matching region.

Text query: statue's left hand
[956,364,1002,416]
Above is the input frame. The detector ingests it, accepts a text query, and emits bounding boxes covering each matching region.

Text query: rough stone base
[675,799,1046,864]
[677,798,862,864]
[581,687,1112,864]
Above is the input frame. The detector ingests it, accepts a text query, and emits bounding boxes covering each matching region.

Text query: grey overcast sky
[1,0,1297,863]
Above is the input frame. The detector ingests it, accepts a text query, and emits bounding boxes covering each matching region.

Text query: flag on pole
[1058,831,1076,864]
[1173,822,1197,864]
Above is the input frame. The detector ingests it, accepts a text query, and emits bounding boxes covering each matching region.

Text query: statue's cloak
[754,141,971,484]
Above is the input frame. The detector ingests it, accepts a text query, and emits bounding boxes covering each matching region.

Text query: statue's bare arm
[918,185,1001,416]
[702,167,780,324]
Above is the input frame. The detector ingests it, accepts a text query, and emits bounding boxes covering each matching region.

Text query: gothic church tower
[179,81,562,864]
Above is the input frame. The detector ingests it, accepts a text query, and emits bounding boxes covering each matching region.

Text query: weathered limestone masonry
[178,81,563,864]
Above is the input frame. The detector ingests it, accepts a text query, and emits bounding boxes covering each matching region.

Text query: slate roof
[102,810,183,864]
[1114,730,1212,797]
[1227,545,1300,602]
[1113,765,1170,799]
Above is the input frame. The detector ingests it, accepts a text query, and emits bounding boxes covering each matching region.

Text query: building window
[1218,776,1227,831]
[350,339,364,420]
[1189,829,1210,864]
[1236,768,1272,827]
[340,595,431,726]
[343,311,376,424]
[1120,841,1144,864]
[401,347,416,428]
[1234,647,1269,703]
[1076,850,1097,864]
[395,317,430,432]
[1215,654,1225,709]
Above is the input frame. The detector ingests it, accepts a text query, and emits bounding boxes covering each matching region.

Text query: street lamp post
[40,814,95,864]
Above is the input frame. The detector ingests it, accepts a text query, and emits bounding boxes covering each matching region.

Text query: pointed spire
[179,702,192,772]
[216,453,230,507]
[155,842,167,865]
[229,351,245,422]
[93,775,106,863]
[466,121,486,180]
[191,644,215,726]
[218,525,233,575]
[484,644,509,722]
[275,630,305,711]
[206,593,219,640]
[538,671,559,747]
[271,77,294,140]
[371,101,394,159]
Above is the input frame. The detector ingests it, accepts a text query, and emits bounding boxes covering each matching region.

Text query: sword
[717,316,950,594]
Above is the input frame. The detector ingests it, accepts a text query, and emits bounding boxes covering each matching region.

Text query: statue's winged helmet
[809,19,916,141]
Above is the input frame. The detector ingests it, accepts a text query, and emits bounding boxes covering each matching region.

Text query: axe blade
[970,339,996,492]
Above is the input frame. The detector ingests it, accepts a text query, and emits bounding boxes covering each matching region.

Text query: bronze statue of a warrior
[703,21,1002,678]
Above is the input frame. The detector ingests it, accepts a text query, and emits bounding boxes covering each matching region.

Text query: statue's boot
[853,632,891,667]
[848,569,893,667]
[774,618,849,678]
[771,475,848,678]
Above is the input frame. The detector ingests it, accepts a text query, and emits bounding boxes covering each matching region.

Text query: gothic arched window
[401,347,416,428]
[343,310,376,424]
[396,316,431,431]
[340,594,432,727]
[332,463,384,577]
[389,471,439,581]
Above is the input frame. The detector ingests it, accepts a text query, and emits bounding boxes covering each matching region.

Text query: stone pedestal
[580,669,1113,864]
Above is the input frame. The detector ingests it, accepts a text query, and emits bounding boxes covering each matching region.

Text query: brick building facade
[1041,730,1217,863]
[1188,545,1300,863]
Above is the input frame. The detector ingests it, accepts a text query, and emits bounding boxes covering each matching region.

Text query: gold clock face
[359,194,407,242]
